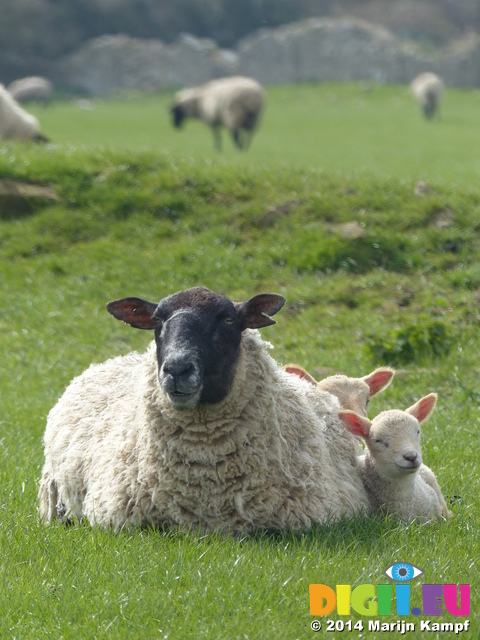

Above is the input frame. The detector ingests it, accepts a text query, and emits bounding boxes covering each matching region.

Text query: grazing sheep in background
[171,76,265,151]
[284,364,395,416]
[38,286,370,533]
[0,84,49,142]
[7,76,53,105]
[338,393,452,522]
[410,72,444,120]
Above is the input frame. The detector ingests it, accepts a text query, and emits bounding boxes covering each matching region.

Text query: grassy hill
[0,84,477,638]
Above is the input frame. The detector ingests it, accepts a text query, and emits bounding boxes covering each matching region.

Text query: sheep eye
[224,317,235,325]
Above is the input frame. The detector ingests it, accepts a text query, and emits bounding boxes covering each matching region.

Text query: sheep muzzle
[159,350,204,410]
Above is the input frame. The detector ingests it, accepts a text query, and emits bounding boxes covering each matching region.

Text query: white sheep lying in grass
[39,286,369,533]
[0,84,49,142]
[8,76,53,105]
[284,364,395,416]
[338,393,452,522]
[171,76,265,150]
[410,72,444,120]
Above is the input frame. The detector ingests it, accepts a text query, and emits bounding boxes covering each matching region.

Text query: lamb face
[339,393,437,483]
[367,410,422,478]
[107,286,285,410]
[284,365,394,416]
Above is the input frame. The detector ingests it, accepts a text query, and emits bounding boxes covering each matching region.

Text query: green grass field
[0,83,478,639]
[34,83,480,186]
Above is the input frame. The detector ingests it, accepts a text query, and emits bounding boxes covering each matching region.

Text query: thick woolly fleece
[39,330,369,532]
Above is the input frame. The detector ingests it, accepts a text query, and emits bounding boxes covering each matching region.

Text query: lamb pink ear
[106,297,158,330]
[406,393,437,423]
[338,410,371,439]
[363,367,395,397]
[284,364,317,384]
[235,293,286,330]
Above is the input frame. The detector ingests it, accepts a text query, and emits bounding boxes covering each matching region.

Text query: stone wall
[55,34,239,95]
[53,17,480,95]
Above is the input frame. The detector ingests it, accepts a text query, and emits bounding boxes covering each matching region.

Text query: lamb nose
[404,453,418,463]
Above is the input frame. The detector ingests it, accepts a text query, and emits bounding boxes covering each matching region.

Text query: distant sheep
[38,286,370,533]
[8,76,53,105]
[284,364,395,416]
[339,393,452,522]
[410,72,444,120]
[171,76,265,150]
[0,84,49,142]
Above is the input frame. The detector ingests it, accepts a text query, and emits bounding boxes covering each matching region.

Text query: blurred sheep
[8,76,53,105]
[171,76,265,151]
[410,72,444,120]
[0,84,49,142]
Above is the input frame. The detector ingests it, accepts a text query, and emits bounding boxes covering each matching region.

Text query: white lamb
[38,287,369,533]
[171,76,265,150]
[410,72,444,120]
[8,76,53,105]
[0,84,49,142]
[338,393,452,522]
[284,364,395,416]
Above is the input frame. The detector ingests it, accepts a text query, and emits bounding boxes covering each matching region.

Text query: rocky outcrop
[53,18,480,95]
[236,18,480,87]
[56,33,238,95]
[0,180,59,218]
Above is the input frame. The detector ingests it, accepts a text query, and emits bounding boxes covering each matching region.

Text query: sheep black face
[171,104,186,128]
[107,287,285,410]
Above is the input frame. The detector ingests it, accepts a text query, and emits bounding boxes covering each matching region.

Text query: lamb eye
[224,317,235,325]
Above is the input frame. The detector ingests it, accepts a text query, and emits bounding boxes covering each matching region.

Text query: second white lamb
[284,364,395,416]
[338,393,452,522]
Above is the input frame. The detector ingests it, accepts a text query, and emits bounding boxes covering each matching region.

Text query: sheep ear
[338,410,371,439]
[235,294,286,330]
[406,393,437,423]
[106,297,158,330]
[284,364,317,384]
[363,367,395,397]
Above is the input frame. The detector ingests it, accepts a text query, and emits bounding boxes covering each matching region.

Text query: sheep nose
[403,452,418,463]
[163,359,194,378]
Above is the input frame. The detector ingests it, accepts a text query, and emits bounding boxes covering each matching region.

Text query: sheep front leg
[231,129,249,150]
[213,126,222,151]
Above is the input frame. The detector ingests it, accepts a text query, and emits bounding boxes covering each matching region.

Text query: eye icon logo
[385,562,423,582]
